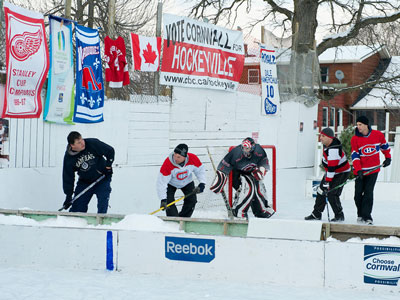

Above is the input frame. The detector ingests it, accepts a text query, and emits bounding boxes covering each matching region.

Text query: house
[351,56,400,141]
[317,45,390,131]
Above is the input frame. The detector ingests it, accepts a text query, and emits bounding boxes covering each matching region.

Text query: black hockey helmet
[241,137,255,157]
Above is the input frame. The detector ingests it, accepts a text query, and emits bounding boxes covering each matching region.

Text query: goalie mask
[241,137,255,157]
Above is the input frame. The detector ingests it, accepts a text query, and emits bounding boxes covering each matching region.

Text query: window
[337,109,343,127]
[322,107,328,127]
[330,107,335,127]
[248,69,259,84]
[320,66,329,83]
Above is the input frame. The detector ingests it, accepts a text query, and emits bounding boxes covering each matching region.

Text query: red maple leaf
[142,43,157,64]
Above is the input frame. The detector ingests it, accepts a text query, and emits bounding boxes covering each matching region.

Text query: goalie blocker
[210,138,275,219]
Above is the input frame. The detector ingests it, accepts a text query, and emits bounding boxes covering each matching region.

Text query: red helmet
[241,137,255,157]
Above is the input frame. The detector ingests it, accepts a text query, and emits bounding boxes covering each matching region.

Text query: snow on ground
[0,266,399,300]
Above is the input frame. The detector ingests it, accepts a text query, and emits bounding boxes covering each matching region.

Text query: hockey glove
[251,167,265,181]
[63,195,73,210]
[357,170,363,179]
[105,167,113,176]
[210,170,228,193]
[197,183,205,193]
[383,158,391,168]
[160,199,168,211]
[321,181,330,195]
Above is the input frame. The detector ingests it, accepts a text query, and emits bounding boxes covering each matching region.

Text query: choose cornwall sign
[165,236,215,263]
[364,245,400,286]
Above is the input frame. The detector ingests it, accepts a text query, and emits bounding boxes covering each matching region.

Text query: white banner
[43,16,75,124]
[260,45,280,115]
[160,13,244,92]
[2,2,49,118]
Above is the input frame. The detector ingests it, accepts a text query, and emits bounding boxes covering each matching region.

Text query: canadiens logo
[361,145,377,156]
[176,170,188,180]
[10,30,42,61]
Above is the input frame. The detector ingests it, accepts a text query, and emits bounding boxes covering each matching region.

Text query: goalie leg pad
[234,175,255,218]
[210,170,228,194]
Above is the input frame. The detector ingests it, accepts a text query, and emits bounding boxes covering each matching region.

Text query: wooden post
[154,1,162,97]
[105,0,116,99]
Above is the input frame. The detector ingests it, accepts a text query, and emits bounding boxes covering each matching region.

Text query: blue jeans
[70,176,112,214]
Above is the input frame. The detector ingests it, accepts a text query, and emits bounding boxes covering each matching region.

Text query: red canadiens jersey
[157,152,206,200]
[104,36,130,88]
[351,129,391,175]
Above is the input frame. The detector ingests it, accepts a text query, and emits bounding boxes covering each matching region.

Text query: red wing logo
[176,170,188,180]
[361,145,377,156]
[10,30,42,61]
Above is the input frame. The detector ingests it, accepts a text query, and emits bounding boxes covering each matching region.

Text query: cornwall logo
[364,245,400,286]
[10,30,42,61]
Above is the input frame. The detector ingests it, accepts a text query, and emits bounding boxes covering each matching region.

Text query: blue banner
[44,15,75,124]
[74,25,104,123]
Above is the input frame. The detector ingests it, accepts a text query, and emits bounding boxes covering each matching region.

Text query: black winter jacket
[63,138,114,197]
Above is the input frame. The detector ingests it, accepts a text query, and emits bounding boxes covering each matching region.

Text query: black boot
[331,212,345,222]
[304,213,321,221]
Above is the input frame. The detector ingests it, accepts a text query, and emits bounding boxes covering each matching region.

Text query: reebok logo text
[165,236,215,263]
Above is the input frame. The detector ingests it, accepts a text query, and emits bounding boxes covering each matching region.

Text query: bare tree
[191,0,400,105]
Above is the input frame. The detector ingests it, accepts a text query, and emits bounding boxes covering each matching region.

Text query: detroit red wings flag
[130,33,161,72]
[2,2,49,118]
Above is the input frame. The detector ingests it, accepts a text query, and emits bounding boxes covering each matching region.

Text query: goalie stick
[207,146,234,219]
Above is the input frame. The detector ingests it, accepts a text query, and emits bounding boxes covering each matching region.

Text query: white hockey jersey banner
[130,33,161,72]
[260,45,280,116]
[2,2,49,118]
[43,15,75,124]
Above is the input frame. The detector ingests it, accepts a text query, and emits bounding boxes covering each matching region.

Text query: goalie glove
[210,170,228,193]
[251,167,266,181]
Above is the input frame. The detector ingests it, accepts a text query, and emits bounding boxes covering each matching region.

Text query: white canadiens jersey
[157,152,206,200]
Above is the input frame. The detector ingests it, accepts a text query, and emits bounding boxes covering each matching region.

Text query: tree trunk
[283,0,320,105]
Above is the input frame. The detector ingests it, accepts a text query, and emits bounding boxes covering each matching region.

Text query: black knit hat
[174,143,188,157]
[356,116,369,126]
[321,128,334,139]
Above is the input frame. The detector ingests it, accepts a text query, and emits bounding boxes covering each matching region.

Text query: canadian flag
[130,33,161,72]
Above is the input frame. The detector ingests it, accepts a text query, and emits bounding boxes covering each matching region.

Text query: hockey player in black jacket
[62,131,115,213]
[210,137,275,219]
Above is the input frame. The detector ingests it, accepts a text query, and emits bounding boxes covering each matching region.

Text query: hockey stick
[149,187,200,215]
[324,164,384,195]
[206,146,234,219]
[325,196,331,222]
[58,174,106,211]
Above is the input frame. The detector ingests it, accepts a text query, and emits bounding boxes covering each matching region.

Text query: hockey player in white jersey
[210,137,275,219]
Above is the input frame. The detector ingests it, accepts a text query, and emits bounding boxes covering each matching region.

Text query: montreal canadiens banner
[160,13,244,92]
[2,2,49,118]
[44,16,75,124]
[74,25,104,123]
[260,45,280,116]
[130,33,161,72]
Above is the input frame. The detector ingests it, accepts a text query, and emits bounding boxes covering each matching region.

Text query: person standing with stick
[351,116,391,225]
[62,131,115,213]
[305,128,351,222]
[156,144,206,217]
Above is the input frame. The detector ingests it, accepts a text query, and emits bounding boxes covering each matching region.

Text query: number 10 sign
[260,46,280,116]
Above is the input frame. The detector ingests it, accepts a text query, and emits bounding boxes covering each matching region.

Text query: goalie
[210,137,275,219]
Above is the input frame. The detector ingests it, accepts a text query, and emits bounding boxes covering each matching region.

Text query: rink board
[0,223,399,291]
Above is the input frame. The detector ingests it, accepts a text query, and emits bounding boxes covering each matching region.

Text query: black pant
[70,176,112,214]
[166,181,197,217]
[354,172,378,221]
[312,172,349,218]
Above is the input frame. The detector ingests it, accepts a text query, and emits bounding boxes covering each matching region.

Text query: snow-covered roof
[318,45,390,64]
[352,56,400,110]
